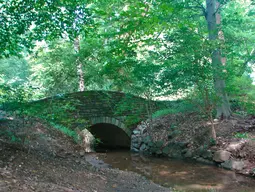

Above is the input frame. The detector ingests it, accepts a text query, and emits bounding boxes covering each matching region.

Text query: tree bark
[74,37,85,92]
[206,0,231,119]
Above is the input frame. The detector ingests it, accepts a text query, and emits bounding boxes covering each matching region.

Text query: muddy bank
[0,120,169,192]
[131,113,255,177]
[86,151,255,192]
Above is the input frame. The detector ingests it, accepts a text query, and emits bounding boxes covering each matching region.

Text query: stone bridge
[26,91,163,150]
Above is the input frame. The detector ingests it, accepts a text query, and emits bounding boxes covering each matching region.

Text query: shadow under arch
[88,121,131,150]
[89,117,131,137]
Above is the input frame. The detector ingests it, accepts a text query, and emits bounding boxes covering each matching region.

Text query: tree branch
[243,48,255,69]
[193,0,207,18]
[214,1,222,15]
[154,28,165,40]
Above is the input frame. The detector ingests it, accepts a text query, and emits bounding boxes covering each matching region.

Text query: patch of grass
[234,132,249,139]
[49,122,81,143]
[152,108,179,118]
[152,100,196,118]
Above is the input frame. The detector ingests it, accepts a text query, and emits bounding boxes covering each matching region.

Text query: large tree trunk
[74,37,85,92]
[206,0,231,119]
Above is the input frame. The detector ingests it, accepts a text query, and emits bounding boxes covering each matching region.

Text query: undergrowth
[0,129,22,143]
[49,122,81,143]
[234,132,249,139]
[152,100,196,118]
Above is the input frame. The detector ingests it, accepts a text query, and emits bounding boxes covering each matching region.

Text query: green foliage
[49,122,81,143]
[29,41,78,96]
[153,109,180,118]
[152,100,196,118]
[2,0,253,102]
[114,95,146,126]
[29,35,108,96]
[0,56,35,107]
[39,102,77,128]
[94,137,103,147]
[0,129,22,143]
[227,76,255,115]
[209,138,217,146]
[242,96,255,115]
[0,0,91,57]
[124,115,142,127]
[234,132,249,139]
[0,0,254,141]
[0,57,30,85]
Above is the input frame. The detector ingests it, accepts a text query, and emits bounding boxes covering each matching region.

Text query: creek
[85,151,255,192]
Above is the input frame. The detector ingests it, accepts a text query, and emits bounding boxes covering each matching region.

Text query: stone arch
[89,117,131,137]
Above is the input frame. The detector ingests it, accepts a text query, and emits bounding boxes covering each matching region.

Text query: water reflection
[85,151,255,192]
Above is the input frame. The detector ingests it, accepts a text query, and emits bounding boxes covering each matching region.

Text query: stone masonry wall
[27,91,163,131]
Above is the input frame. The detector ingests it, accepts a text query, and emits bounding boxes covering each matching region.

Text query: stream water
[86,151,255,192]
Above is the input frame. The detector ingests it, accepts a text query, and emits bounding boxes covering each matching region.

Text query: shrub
[152,100,195,118]
[49,122,81,143]
[234,132,249,139]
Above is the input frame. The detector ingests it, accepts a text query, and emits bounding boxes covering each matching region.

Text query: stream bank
[86,151,255,192]
[1,113,255,192]
[131,113,255,177]
[0,119,169,192]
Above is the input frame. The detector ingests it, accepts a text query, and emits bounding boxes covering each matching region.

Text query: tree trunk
[74,37,85,92]
[206,0,231,119]
[210,112,217,141]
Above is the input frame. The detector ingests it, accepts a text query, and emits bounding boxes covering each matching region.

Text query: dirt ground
[0,119,170,192]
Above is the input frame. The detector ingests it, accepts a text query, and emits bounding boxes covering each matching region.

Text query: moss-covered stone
[150,147,158,153]
[148,141,154,147]
[143,135,152,144]
[155,141,164,148]
[162,146,171,155]
[176,142,188,149]
[156,150,163,155]
[184,150,193,158]
[140,143,148,151]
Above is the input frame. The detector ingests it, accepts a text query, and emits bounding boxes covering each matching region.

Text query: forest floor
[0,118,170,192]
